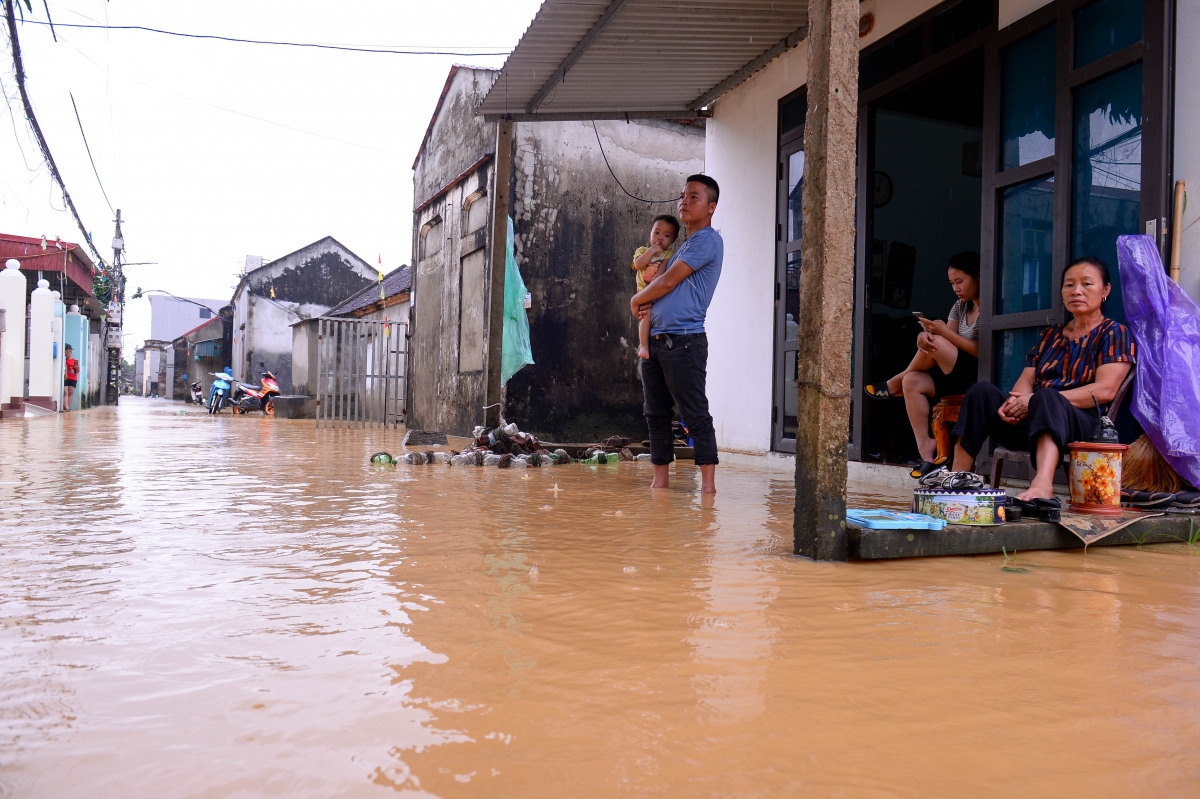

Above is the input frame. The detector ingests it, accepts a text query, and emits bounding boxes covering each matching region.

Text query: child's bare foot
[637,345,650,359]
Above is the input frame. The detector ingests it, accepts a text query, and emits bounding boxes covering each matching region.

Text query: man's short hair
[652,214,681,238]
[686,174,719,204]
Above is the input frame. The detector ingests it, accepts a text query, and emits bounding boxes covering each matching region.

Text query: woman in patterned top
[951,257,1136,501]
[865,251,981,476]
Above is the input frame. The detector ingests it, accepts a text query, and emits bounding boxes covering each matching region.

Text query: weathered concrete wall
[231,237,375,390]
[409,165,492,436]
[505,119,704,441]
[409,67,499,436]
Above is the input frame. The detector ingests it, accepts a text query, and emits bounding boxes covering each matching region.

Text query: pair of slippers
[1007,496,1061,523]
[1121,489,1200,509]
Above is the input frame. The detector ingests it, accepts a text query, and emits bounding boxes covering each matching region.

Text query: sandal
[1171,490,1200,508]
[910,455,949,479]
[1007,496,1060,523]
[1120,489,1178,509]
[864,384,895,400]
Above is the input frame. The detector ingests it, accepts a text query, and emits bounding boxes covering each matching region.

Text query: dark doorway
[861,52,984,463]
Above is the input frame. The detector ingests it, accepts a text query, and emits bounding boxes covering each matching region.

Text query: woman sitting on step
[950,256,1136,501]
[865,251,981,476]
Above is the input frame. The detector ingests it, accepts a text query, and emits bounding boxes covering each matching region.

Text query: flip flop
[1171,490,1200,508]
[1007,496,1060,523]
[1120,489,1178,509]
[864,384,895,400]
[910,455,949,479]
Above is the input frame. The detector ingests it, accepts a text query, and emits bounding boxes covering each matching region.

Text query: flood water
[2,398,1199,797]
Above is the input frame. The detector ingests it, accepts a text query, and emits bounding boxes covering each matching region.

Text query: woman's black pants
[950,383,1099,469]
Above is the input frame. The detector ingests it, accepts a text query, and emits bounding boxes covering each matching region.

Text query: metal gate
[316,317,407,428]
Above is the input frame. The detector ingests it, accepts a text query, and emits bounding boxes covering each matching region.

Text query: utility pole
[102,209,124,405]
[793,0,860,560]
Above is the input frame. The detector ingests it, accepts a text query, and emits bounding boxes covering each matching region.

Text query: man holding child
[630,174,723,494]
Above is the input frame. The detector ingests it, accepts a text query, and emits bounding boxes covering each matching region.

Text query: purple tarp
[1117,235,1200,488]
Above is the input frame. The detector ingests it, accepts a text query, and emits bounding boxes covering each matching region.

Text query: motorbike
[189,380,206,405]
[230,371,280,416]
[208,371,233,414]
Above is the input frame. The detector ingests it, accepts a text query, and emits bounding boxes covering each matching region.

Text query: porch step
[0,408,24,419]
[25,396,57,411]
[2,399,24,412]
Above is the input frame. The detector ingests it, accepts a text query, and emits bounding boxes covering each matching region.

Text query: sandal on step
[1007,496,1061,523]
[1121,489,1178,509]
[864,384,895,400]
[1171,490,1200,508]
[910,455,949,479]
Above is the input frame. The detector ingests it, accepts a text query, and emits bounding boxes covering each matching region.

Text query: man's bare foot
[886,373,904,395]
[650,464,670,488]
[637,345,650,360]
[699,464,715,494]
[1017,482,1055,501]
[917,439,937,463]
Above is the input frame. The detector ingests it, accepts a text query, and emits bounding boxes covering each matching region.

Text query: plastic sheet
[501,217,534,384]
[1116,235,1200,488]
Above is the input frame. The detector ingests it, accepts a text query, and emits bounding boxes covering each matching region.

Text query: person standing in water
[630,175,722,494]
[62,344,79,412]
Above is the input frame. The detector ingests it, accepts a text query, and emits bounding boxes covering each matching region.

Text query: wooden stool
[931,394,964,460]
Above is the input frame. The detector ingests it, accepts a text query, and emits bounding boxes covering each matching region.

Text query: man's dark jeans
[640,332,718,466]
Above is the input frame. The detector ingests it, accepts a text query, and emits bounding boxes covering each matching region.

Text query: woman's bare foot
[637,345,650,360]
[1017,481,1055,501]
[885,373,904,395]
[917,439,938,463]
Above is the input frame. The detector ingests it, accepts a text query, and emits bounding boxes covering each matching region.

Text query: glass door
[773,137,804,452]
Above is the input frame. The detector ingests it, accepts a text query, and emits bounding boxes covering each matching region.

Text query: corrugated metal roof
[477,0,808,120]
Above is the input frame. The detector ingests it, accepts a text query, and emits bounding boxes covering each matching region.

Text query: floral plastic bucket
[1067,442,1128,516]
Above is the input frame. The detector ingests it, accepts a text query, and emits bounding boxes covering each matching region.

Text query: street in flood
[1,399,1199,798]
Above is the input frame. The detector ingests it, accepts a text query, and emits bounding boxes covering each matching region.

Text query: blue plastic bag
[500,217,534,385]
[1116,235,1200,488]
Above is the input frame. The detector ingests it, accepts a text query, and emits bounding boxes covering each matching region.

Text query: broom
[1122,435,1194,493]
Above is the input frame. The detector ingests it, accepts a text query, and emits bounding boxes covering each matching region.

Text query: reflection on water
[2,398,1199,797]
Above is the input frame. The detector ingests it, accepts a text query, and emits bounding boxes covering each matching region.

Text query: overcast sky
[0,0,541,356]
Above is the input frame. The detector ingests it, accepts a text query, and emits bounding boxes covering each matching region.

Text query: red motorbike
[230,371,280,416]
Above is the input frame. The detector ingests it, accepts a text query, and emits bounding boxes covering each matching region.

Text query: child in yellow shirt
[631,214,681,359]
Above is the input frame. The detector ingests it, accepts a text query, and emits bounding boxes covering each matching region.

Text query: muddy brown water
[1,398,1199,797]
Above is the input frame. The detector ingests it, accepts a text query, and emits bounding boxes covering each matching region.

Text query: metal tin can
[912,488,1008,525]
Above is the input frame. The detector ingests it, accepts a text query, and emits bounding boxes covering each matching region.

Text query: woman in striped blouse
[950,257,1136,501]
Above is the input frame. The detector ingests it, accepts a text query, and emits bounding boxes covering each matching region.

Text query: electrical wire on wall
[591,121,680,205]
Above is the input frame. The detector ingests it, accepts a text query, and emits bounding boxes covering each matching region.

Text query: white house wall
[704,0,946,455]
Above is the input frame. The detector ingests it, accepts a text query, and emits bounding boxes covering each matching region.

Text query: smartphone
[911,311,925,319]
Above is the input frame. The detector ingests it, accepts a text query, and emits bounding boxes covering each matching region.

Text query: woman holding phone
[865,251,980,475]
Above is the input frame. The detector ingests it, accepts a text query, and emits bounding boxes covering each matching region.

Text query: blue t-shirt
[650,226,723,335]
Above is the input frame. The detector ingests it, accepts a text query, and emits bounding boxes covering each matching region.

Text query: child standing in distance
[631,214,681,359]
[63,344,79,412]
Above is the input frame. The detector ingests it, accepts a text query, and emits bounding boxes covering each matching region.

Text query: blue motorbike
[208,369,233,414]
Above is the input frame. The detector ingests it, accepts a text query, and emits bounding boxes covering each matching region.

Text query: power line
[69,90,113,215]
[19,19,511,55]
[3,0,105,265]
[591,121,679,204]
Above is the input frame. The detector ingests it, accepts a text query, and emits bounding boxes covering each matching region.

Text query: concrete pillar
[0,259,26,405]
[28,278,53,398]
[483,118,514,429]
[793,0,860,561]
[51,292,63,411]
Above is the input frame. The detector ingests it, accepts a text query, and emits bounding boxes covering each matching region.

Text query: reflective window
[1075,0,1143,68]
[784,250,801,341]
[995,327,1047,390]
[781,91,807,135]
[998,176,1055,314]
[1072,64,1141,326]
[787,150,805,243]
[1001,25,1056,169]
[859,27,924,91]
